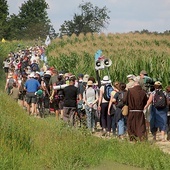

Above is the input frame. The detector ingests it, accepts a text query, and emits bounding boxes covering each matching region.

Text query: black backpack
[153,90,167,109]
[116,91,124,109]
[31,63,39,72]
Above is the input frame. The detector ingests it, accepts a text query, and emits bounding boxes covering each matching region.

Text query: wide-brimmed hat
[154,81,162,86]
[44,70,51,75]
[101,75,111,84]
[127,74,135,80]
[87,80,93,86]
[83,74,89,83]
[29,72,35,78]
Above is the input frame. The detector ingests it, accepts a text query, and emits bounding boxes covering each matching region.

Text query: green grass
[1,92,170,170]
[1,37,170,169]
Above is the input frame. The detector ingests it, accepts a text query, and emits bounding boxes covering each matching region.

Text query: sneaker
[106,132,110,137]
[101,129,107,136]
[92,128,95,134]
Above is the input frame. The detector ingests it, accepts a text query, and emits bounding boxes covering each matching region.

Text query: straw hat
[87,80,93,86]
[154,81,162,86]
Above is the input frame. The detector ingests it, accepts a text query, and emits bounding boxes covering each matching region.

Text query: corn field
[46,33,170,87]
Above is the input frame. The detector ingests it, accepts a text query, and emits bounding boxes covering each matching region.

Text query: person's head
[154,81,162,89]
[88,76,96,83]
[58,75,63,81]
[78,73,84,80]
[69,76,76,85]
[52,69,58,75]
[140,70,147,79]
[118,82,126,91]
[13,82,17,87]
[101,75,111,85]
[87,80,93,88]
[127,74,135,82]
[166,86,170,93]
[113,81,120,90]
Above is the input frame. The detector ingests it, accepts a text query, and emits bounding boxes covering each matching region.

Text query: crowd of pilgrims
[2,45,170,142]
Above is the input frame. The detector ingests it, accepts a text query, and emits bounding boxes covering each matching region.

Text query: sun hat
[83,74,89,83]
[101,75,111,84]
[154,81,162,86]
[127,74,135,80]
[87,80,93,86]
[44,70,51,75]
[29,72,35,78]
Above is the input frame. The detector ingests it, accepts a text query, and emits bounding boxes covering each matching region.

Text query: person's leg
[55,110,60,120]
[117,117,125,139]
[101,103,108,134]
[85,106,91,130]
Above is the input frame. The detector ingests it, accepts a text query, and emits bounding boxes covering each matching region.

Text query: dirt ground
[93,126,170,155]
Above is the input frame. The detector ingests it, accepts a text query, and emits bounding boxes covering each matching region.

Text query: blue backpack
[103,84,114,101]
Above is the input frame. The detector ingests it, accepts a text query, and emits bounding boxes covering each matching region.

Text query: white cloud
[7,0,170,34]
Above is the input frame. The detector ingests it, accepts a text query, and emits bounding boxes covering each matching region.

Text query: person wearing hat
[98,75,113,136]
[138,70,148,91]
[126,74,136,89]
[83,80,98,133]
[144,81,168,142]
[24,72,41,116]
[125,76,148,141]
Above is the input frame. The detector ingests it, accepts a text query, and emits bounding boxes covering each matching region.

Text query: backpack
[116,91,124,109]
[103,84,114,101]
[31,63,39,71]
[8,78,15,88]
[153,90,167,109]
[78,81,86,96]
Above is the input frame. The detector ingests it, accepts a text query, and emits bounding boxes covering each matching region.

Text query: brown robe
[126,85,148,141]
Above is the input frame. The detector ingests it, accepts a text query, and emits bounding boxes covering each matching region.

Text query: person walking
[98,75,113,136]
[24,72,41,116]
[63,77,81,125]
[144,81,168,142]
[126,76,148,141]
[83,80,98,133]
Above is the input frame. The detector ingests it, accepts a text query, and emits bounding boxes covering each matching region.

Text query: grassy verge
[0,91,170,170]
[1,38,170,169]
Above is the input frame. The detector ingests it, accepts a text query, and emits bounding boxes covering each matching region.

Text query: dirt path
[93,128,170,154]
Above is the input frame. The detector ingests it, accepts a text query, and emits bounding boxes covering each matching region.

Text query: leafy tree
[0,0,9,39]
[8,0,53,40]
[59,2,110,36]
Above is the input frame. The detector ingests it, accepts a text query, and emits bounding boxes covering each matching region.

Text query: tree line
[0,0,169,41]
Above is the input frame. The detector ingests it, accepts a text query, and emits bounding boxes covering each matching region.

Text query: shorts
[26,92,37,104]
[4,67,9,73]
[53,99,60,111]
[63,107,77,123]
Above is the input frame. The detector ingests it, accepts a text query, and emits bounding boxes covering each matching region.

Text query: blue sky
[8,0,170,34]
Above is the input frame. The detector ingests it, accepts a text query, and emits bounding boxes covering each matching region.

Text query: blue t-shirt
[25,78,40,93]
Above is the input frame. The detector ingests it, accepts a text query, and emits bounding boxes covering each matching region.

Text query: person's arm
[98,88,103,110]
[108,94,114,115]
[5,79,9,91]
[144,93,153,109]
[92,91,98,106]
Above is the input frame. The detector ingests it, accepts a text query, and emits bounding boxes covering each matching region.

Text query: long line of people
[3,47,170,143]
